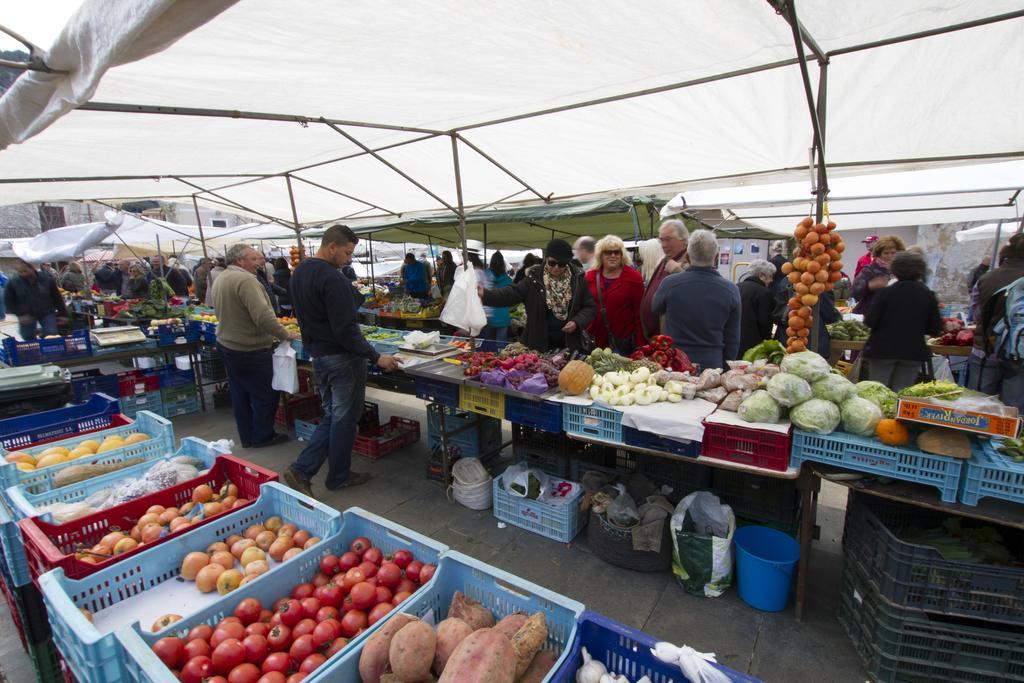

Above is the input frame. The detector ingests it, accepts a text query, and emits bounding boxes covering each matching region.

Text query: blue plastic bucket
[733,525,800,612]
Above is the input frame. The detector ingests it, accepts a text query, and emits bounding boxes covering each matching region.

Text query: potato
[390,620,436,683]
[433,618,473,676]
[492,613,527,640]
[447,591,495,631]
[437,628,516,683]
[359,613,416,683]
[517,649,558,683]
[510,613,548,679]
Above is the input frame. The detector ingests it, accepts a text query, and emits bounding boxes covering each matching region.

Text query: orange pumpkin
[876,419,909,446]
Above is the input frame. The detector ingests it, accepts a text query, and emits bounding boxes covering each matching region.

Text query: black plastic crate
[710,469,799,532]
[198,357,227,381]
[569,447,712,502]
[512,443,571,478]
[839,555,1024,683]
[845,492,1024,626]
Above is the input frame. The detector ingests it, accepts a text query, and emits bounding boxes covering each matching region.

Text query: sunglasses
[546,259,568,268]
[604,250,622,256]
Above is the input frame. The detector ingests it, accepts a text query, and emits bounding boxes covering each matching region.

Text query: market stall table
[828,339,972,366]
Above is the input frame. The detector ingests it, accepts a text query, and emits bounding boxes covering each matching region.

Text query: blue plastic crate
[427,404,502,455]
[790,429,965,503]
[295,416,320,441]
[111,507,447,683]
[156,366,195,389]
[492,467,586,542]
[0,410,174,495]
[70,371,120,404]
[159,386,199,417]
[550,610,760,682]
[119,392,164,419]
[415,376,460,407]
[39,482,345,683]
[959,439,1024,506]
[0,329,92,366]
[563,402,623,443]
[505,396,563,432]
[0,501,28,588]
[312,551,584,682]
[5,437,227,523]
[0,393,120,452]
[622,425,700,458]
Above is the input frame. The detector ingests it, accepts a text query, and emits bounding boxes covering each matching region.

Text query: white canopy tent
[0,0,1021,238]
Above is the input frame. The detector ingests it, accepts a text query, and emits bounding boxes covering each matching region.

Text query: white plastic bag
[440,266,487,336]
[272,340,299,393]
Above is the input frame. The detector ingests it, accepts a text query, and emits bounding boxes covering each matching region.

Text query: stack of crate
[425,403,502,482]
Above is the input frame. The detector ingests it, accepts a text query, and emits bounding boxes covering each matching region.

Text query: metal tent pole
[450,135,470,269]
[483,224,487,263]
[991,220,1005,265]
[368,237,376,285]
[192,196,209,258]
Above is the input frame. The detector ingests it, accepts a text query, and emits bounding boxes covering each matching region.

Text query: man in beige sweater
[211,243,299,448]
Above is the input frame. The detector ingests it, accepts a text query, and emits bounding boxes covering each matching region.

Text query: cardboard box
[897,397,1021,438]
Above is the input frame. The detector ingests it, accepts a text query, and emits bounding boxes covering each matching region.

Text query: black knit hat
[545,239,574,264]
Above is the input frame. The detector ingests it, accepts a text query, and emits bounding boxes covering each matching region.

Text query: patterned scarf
[543,264,572,321]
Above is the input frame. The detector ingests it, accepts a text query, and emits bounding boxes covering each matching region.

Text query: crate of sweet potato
[319,550,584,682]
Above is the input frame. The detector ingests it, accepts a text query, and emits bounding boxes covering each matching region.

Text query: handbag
[596,272,633,353]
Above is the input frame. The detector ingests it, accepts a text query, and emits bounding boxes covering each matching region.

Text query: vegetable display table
[829,339,972,366]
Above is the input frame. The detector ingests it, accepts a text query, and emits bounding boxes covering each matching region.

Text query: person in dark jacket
[651,230,740,370]
[193,258,213,302]
[863,251,942,391]
[479,239,596,352]
[59,262,86,293]
[124,262,150,298]
[93,262,120,294]
[272,257,292,314]
[737,259,777,358]
[768,241,788,293]
[513,253,540,284]
[969,255,991,292]
[4,260,68,340]
[852,235,905,316]
[436,251,457,295]
[970,233,1024,409]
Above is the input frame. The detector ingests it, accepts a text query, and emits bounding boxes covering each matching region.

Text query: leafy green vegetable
[898,380,963,400]
[738,390,782,424]
[826,320,870,341]
[766,372,813,407]
[790,398,841,434]
[812,374,856,404]
[742,340,785,364]
[780,351,831,382]
[840,396,882,436]
[855,380,898,419]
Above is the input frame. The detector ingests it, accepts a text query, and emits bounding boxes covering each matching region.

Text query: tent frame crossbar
[174,177,298,227]
[287,173,399,217]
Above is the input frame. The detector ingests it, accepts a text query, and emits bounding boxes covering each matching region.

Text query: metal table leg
[794,467,820,621]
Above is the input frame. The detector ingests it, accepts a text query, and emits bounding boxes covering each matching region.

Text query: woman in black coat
[272,258,292,314]
[737,259,776,359]
[863,251,942,391]
[480,240,596,352]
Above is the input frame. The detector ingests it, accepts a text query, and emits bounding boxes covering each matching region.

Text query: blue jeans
[217,344,279,447]
[18,314,57,341]
[291,353,367,488]
[481,325,508,342]
[968,354,1024,411]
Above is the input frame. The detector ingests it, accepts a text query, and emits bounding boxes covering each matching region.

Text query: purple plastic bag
[480,368,506,386]
[518,372,549,395]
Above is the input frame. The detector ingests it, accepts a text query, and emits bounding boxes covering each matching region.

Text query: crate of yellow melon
[779,216,845,354]
[0,411,175,495]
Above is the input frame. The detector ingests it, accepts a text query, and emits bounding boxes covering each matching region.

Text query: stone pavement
[0,385,868,682]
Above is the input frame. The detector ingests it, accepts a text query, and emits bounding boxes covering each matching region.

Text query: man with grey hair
[652,230,740,369]
[640,220,690,338]
[737,259,777,357]
[573,236,596,270]
[211,243,300,449]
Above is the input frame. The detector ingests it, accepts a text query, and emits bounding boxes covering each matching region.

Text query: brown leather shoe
[282,468,314,498]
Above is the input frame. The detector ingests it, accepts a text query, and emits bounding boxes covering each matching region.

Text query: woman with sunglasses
[479,239,596,351]
[585,235,643,355]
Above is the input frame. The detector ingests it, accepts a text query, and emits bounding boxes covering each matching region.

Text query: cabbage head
[738,390,781,424]
[790,398,841,434]
[841,396,882,436]
[766,372,813,407]
[855,380,898,418]
[780,351,832,382]
[812,374,856,404]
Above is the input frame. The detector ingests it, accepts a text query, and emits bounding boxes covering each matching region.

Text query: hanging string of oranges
[780,217,845,353]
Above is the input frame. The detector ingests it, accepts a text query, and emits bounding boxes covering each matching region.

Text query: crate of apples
[147,535,436,681]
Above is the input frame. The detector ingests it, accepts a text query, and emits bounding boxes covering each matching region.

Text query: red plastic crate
[117,370,160,397]
[275,392,322,430]
[353,417,421,460]
[701,419,792,471]
[18,454,277,586]
[297,366,314,394]
[0,565,27,652]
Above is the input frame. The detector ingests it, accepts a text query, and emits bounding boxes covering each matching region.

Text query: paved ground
[0,385,868,682]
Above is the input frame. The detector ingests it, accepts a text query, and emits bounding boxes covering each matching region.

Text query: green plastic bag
[671,492,735,597]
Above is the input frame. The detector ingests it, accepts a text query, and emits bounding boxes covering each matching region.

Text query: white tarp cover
[0,211,122,263]
[0,1,1022,225]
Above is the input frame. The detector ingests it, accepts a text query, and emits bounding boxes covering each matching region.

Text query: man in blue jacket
[651,230,740,370]
[4,260,68,340]
[283,225,401,497]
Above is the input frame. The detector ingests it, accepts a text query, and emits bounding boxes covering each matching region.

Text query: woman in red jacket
[586,235,644,354]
